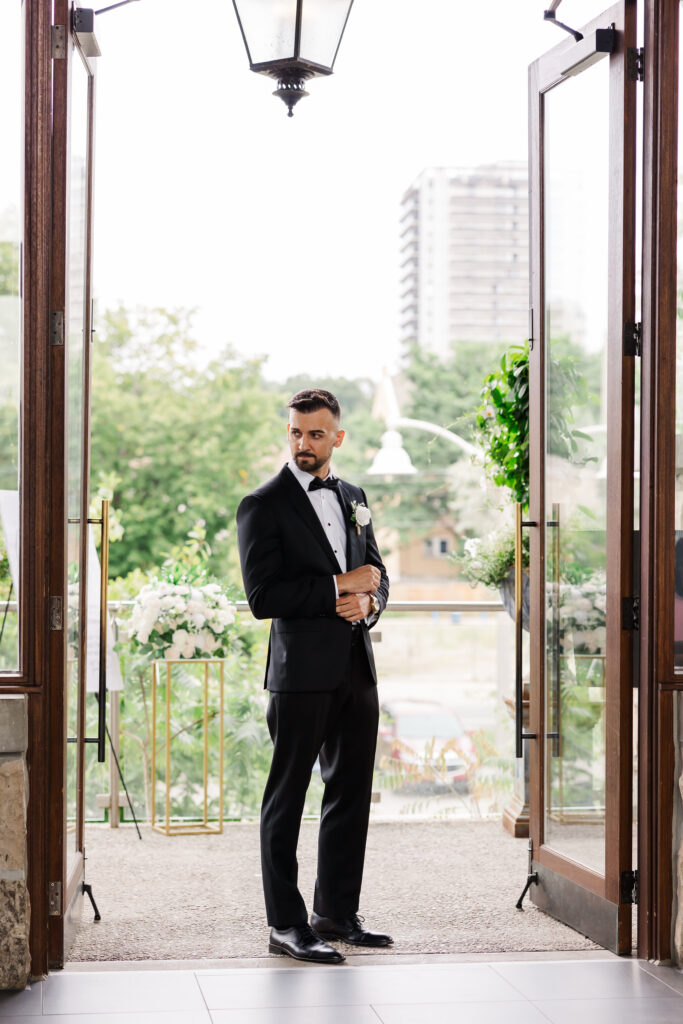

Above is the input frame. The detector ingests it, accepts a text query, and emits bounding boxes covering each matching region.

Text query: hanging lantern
[232,0,355,116]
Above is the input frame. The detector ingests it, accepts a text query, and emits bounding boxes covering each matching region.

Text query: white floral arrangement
[129,579,237,661]
[557,572,606,655]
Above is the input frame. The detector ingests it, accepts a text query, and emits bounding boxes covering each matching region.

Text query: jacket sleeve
[236,494,337,620]
[361,488,390,629]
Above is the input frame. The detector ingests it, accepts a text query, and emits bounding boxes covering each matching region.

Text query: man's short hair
[287,388,341,421]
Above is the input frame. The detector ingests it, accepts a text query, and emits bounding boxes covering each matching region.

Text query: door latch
[48,881,62,916]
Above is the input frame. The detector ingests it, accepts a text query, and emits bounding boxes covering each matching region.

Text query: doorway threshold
[63,949,619,973]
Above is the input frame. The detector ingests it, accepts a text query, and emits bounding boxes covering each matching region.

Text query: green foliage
[348,342,510,543]
[546,341,600,463]
[277,374,375,417]
[90,305,283,580]
[402,340,508,471]
[473,337,599,512]
[0,241,19,296]
[475,343,530,508]
[458,524,529,590]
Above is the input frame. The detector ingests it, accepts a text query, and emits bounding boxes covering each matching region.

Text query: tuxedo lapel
[279,466,343,574]
[337,481,360,570]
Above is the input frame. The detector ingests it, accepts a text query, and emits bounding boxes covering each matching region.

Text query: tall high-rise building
[399,163,529,357]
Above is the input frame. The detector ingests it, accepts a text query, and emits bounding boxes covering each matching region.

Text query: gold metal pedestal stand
[151,658,225,835]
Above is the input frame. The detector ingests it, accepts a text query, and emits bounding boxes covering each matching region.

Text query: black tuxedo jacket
[236,465,389,692]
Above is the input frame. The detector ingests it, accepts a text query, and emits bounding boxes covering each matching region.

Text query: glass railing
[77,600,517,827]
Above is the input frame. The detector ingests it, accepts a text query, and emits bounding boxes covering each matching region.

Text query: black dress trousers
[260,630,379,928]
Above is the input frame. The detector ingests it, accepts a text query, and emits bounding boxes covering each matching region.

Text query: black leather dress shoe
[310,912,394,947]
[269,924,345,963]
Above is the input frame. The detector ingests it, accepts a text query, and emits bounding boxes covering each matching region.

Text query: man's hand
[336,565,381,595]
[336,593,371,622]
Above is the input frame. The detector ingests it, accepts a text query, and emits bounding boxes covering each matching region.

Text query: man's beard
[294,451,328,473]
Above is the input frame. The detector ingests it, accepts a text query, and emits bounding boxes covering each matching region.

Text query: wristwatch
[369,594,380,615]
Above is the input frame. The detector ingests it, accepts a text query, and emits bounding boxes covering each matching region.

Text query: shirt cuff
[332,575,339,599]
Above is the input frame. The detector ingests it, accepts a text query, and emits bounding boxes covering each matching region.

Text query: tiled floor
[1,958,682,1023]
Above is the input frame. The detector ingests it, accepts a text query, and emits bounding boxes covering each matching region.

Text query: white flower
[144,597,161,619]
[464,538,481,557]
[131,577,235,660]
[200,631,219,653]
[351,501,371,528]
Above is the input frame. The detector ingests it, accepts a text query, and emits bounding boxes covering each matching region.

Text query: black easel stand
[82,883,101,921]
[516,838,539,909]
[76,696,144,923]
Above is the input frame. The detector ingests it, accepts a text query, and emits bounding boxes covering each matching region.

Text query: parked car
[376,699,475,793]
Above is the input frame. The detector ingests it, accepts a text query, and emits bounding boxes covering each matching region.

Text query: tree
[90,305,283,580]
[401,340,509,471]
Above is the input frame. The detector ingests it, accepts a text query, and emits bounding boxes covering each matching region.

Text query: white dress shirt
[287,460,347,597]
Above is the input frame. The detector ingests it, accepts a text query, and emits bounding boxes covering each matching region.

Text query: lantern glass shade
[234,0,354,73]
[235,0,297,66]
[299,0,354,69]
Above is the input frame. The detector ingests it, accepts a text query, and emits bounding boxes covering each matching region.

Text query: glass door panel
[0,0,23,674]
[65,51,91,878]
[543,58,610,873]
[528,0,636,954]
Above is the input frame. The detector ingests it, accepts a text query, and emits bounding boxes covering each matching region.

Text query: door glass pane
[543,58,609,872]
[66,57,90,871]
[0,2,23,674]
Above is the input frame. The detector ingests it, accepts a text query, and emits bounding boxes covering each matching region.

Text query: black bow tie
[308,476,339,492]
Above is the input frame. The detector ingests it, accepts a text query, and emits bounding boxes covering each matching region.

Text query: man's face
[288,407,344,477]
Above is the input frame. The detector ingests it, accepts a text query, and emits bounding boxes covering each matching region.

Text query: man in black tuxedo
[236,388,391,964]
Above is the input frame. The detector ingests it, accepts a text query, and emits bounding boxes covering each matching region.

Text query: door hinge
[627,47,644,82]
[48,880,62,916]
[51,24,66,60]
[51,310,65,347]
[624,320,642,357]
[49,596,63,631]
[528,307,534,351]
[620,868,639,905]
[622,595,640,631]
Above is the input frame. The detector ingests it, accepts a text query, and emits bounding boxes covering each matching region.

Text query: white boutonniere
[350,501,371,536]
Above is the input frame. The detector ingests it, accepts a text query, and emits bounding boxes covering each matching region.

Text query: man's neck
[288,458,333,481]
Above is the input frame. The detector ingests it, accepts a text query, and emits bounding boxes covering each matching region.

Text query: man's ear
[334,429,345,449]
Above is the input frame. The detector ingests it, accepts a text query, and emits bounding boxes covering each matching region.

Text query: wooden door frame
[638,0,680,964]
[5,0,57,979]
[47,0,97,968]
[528,0,638,954]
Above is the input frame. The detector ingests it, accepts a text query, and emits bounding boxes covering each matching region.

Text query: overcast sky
[91,0,608,382]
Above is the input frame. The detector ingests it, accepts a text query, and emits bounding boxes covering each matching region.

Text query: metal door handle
[515,503,537,757]
[97,499,110,762]
[549,502,561,758]
[86,500,110,763]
